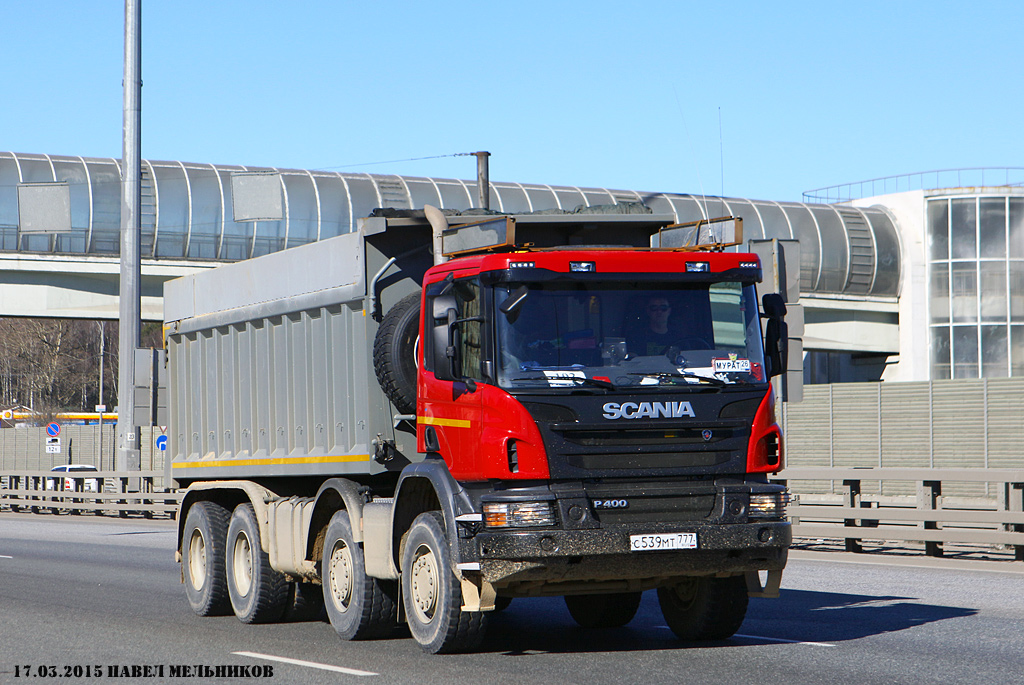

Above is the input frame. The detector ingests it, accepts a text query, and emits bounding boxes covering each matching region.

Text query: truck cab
[416,244,789,603]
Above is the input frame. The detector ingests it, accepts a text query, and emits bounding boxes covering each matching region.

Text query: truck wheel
[322,510,397,639]
[657,575,748,641]
[401,511,487,654]
[373,292,421,415]
[564,592,642,628]
[226,503,289,624]
[182,501,232,616]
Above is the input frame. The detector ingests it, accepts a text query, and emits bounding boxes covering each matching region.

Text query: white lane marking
[0,555,12,559]
[232,651,378,677]
[733,633,835,647]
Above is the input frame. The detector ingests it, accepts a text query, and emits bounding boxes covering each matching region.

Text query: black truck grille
[520,394,759,479]
[584,481,717,524]
[566,451,730,470]
[557,427,744,446]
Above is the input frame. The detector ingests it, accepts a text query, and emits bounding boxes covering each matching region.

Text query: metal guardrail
[774,467,1024,560]
[0,470,180,518]
[6,465,1024,563]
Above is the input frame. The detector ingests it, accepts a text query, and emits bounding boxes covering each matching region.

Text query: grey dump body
[164,210,681,482]
[164,217,433,483]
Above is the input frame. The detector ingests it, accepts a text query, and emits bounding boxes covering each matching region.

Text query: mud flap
[458,565,497,612]
[744,569,783,598]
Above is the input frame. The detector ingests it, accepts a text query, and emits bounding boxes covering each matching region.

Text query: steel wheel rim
[328,540,354,612]
[232,531,253,597]
[410,543,439,622]
[187,529,207,589]
[669,579,698,610]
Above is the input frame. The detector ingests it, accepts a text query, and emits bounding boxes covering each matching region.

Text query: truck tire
[657,575,748,641]
[322,510,397,639]
[564,592,642,629]
[182,501,232,616]
[401,511,487,653]
[373,292,421,415]
[226,503,289,624]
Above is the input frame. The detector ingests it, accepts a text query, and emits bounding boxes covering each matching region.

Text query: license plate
[629,532,697,551]
[713,357,751,373]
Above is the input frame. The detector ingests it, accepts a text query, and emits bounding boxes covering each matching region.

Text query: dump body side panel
[165,223,432,484]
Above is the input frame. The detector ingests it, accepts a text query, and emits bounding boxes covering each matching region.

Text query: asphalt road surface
[2,512,1024,684]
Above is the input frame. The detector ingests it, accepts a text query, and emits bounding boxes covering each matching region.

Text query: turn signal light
[482,501,557,528]
[749,492,793,520]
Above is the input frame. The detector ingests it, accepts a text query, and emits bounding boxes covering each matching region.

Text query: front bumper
[473,519,790,587]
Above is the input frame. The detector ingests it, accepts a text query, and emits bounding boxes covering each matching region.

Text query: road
[2,512,1024,684]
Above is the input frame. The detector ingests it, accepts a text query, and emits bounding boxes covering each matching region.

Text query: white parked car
[46,464,101,493]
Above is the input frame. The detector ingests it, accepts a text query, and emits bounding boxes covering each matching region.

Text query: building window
[950,199,976,260]
[929,200,949,261]
[929,195,1024,379]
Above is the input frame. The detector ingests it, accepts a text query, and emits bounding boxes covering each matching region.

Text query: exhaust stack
[424,204,449,265]
[472,151,491,210]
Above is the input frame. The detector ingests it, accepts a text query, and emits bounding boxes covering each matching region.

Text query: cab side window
[424,276,485,381]
[455,278,484,380]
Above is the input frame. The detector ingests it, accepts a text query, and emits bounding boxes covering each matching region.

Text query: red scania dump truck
[165,206,791,653]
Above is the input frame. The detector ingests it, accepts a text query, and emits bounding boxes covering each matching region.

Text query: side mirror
[761,293,788,378]
[431,295,458,381]
[499,285,529,320]
[761,293,787,319]
[765,318,788,378]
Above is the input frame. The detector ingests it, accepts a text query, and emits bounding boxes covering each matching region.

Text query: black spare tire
[373,292,421,415]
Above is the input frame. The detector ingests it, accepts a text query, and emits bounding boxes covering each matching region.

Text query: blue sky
[2,1,1021,202]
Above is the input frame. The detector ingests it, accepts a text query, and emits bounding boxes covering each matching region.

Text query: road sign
[45,422,60,437]
[156,435,168,452]
[46,436,60,454]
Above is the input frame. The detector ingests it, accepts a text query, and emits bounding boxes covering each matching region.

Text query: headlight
[749,492,793,520]
[482,501,557,528]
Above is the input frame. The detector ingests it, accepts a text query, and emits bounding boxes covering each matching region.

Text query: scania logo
[602,401,695,420]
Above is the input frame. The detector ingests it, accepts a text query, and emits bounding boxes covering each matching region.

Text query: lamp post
[117,0,142,474]
[96,321,105,470]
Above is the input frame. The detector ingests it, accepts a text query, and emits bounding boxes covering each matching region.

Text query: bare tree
[0,317,164,418]
[0,318,116,415]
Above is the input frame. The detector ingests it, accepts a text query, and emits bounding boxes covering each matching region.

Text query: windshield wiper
[511,374,616,390]
[627,371,727,387]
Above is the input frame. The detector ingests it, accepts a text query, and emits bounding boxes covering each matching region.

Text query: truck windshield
[494,281,766,389]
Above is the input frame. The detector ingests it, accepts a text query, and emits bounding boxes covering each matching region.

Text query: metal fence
[780,378,1024,499]
[0,469,180,518]
[0,425,167,472]
[802,167,1024,203]
[777,378,1024,559]
[4,379,1024,560]
[1,425,174,518]
[774,466,1024,560]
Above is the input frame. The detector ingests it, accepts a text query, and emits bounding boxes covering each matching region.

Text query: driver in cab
[626,296,678,356]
